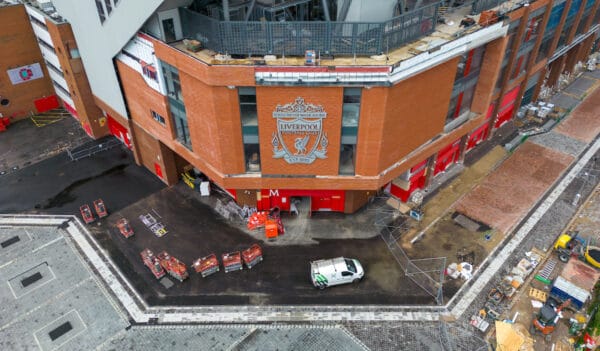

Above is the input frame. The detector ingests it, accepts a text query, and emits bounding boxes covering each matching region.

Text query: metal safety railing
[67,137,122,161]
[179,3,439,57]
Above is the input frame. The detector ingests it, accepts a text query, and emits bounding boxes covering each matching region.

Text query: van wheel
[318,284,325,290]
[353,278,360,284]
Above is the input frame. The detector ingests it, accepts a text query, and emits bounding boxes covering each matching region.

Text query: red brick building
[104,0,600,214]
[8,0,598,214]
[0,3,54,122]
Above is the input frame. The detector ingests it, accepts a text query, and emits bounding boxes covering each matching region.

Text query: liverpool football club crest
[272,97,328,164]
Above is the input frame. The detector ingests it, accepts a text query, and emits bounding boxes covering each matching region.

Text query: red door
[154,163,163,179]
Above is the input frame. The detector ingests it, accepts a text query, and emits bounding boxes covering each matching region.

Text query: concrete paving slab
[550,93,580,111]
[584,69,600,79]
[0,226,61,266]
[0,280,128,351]
[0,239,90,326]
[528,131,587,157]
[564,76,596,98]
[0,117,88,176]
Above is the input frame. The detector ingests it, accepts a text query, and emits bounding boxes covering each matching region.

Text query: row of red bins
[192,244,263,277]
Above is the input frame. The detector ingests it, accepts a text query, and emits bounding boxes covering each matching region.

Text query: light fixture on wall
[227,85,236,90]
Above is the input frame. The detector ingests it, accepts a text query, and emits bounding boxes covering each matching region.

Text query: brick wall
[378,58,458,171]
[0,4,54,121]
[45,20,108,138]
[125,33,500,193]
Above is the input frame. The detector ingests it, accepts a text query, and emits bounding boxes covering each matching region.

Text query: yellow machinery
[584,246,600,268]
[554,233,600,268]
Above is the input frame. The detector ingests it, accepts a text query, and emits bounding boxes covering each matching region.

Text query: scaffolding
[370,195,446,305]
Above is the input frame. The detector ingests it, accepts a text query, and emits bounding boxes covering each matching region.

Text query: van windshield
[345,259,357,273]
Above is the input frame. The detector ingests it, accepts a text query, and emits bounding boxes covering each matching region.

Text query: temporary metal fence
[180,3,439,57]
[370,195,446,305]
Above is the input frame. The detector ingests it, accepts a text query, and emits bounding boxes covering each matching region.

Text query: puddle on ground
[40,164,127,209]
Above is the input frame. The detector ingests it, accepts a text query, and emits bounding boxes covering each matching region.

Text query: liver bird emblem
[294,135,310,155]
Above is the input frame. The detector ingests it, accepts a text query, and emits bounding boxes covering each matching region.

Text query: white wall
[344,0,397,22]
[51,0,164,118]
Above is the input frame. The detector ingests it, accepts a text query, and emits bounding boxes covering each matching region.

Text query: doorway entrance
[290,196,311,218]
[162,18,176,42]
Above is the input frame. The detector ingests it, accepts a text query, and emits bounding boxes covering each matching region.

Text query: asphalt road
[0,146,165,215]
[0,145,432,306]
[92,185,432,306]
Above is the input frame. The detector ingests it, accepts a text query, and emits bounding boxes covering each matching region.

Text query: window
[95,0,106,23]
[537,36,553,63]
[29,15,47,29]
[576,13,591,36]
[340,88,361,175]
[52,80,71,98]
[171,100,191,148]
[244,143,261,173]
[523,13,544,44]
[104,0,112,15]
[38,38,56,53]
[510,44,533,81]
[557,22,575,49]
[455,46,486,80]
[151,110,165,125]
[447,51,480,124]
[45,60,64,78]
[162,18,176,43]
[95,0,121,24]
[342,88,361,134]
[239,87,257,134]
[161,61,192,149]
[239,88,260,172]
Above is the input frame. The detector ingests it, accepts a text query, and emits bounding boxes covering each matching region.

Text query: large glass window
[239,88,260,172]
[340,88,361,175]
[576,12,591,36]
[546,2,566,32]
[557,22,575,49]
[510,43,533,81]
[537,35,553,63]
[342,88,360,136]
[523,11,545,44]
[447,75,478,126]
[456,46,486,80]
[239,88,257,134]
[162,61,192,149]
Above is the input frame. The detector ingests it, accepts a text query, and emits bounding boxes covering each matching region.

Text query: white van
[310,257,364,289]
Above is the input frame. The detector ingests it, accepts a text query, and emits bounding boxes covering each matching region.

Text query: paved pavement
[0,116,87,176]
